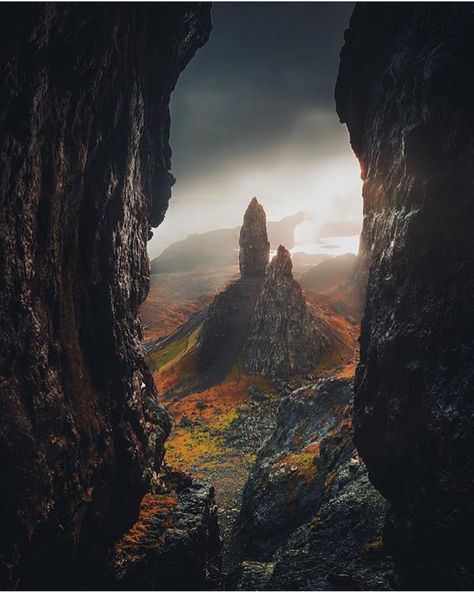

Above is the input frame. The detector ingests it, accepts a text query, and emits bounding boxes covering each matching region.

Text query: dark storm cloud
[171,3,354,176]
[149,3,360,257]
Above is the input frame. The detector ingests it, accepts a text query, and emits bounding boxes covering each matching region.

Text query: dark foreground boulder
[110,472,221,591]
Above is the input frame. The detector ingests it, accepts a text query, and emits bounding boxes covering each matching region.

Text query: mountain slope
[148,200,357,394]
[151,210,304,273]
[300,253,357,293]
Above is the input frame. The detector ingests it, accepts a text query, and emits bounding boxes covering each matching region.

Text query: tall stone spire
[239,197,270,278]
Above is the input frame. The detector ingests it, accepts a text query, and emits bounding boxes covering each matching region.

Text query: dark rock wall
[0,4,210,588]
[336,4,474,588]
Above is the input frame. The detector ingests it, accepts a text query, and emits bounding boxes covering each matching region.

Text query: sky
[148,2,361,259]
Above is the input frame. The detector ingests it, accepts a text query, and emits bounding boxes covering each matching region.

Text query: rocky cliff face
[244,246,332,379]
[239,197,270,277]
[110,471,221,590]
[336,4,474,588]
[0,4,210,588]
[232,378,397,590]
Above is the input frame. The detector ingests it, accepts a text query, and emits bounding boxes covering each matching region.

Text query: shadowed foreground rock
[110,472,221,590]
[0,4,210,588]
[336,4,474,588]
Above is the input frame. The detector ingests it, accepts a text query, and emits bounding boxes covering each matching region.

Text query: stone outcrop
[336,4,474,588]
[239,197,270,277]
[110,471,221,590]
[198,204,343,383]
[0,4,210,588]
[244,246,332,378]
[197,278,264,379]
[231,378,397,590]
[150,210,303,274]
[197,197,269,379]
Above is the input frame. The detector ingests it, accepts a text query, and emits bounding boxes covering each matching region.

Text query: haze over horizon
[148,2,361,260]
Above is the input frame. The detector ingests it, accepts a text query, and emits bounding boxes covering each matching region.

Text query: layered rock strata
[0,4,210,588]
[336,4,474,588]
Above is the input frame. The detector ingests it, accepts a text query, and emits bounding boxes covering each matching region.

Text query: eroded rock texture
[232,379,396,590]
[244,246,332,378]
[0,4,210,588]
[110,471,221,591]
[239,197,270,277]
[197,197,268,379]
[199,202,343,383]
[336,4,474,588]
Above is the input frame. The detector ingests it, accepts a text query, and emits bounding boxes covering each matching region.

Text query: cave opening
[1,3,473,590]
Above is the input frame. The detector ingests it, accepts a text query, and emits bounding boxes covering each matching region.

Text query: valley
[3,4,473,590]
[132,199,374,588]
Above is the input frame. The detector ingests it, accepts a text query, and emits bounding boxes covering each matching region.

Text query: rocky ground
[161,378,281,573]
[230,378,399,590]
[136,202,392,590]
[109,470,221,590]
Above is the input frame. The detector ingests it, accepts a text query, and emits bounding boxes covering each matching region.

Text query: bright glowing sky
[148,3,361,259]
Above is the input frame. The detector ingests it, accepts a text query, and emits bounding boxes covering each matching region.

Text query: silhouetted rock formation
[197,198,269,379]
[336,4,474,588]
[244,246,331,379]
[232,378,397,590]
[239,197,270,277]
[0,4,210,588]
[198,278,264,378]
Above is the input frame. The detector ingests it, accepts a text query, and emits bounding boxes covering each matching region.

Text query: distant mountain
[150,210,305,274]
[300,253,357,293]
[291,252,331,276]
